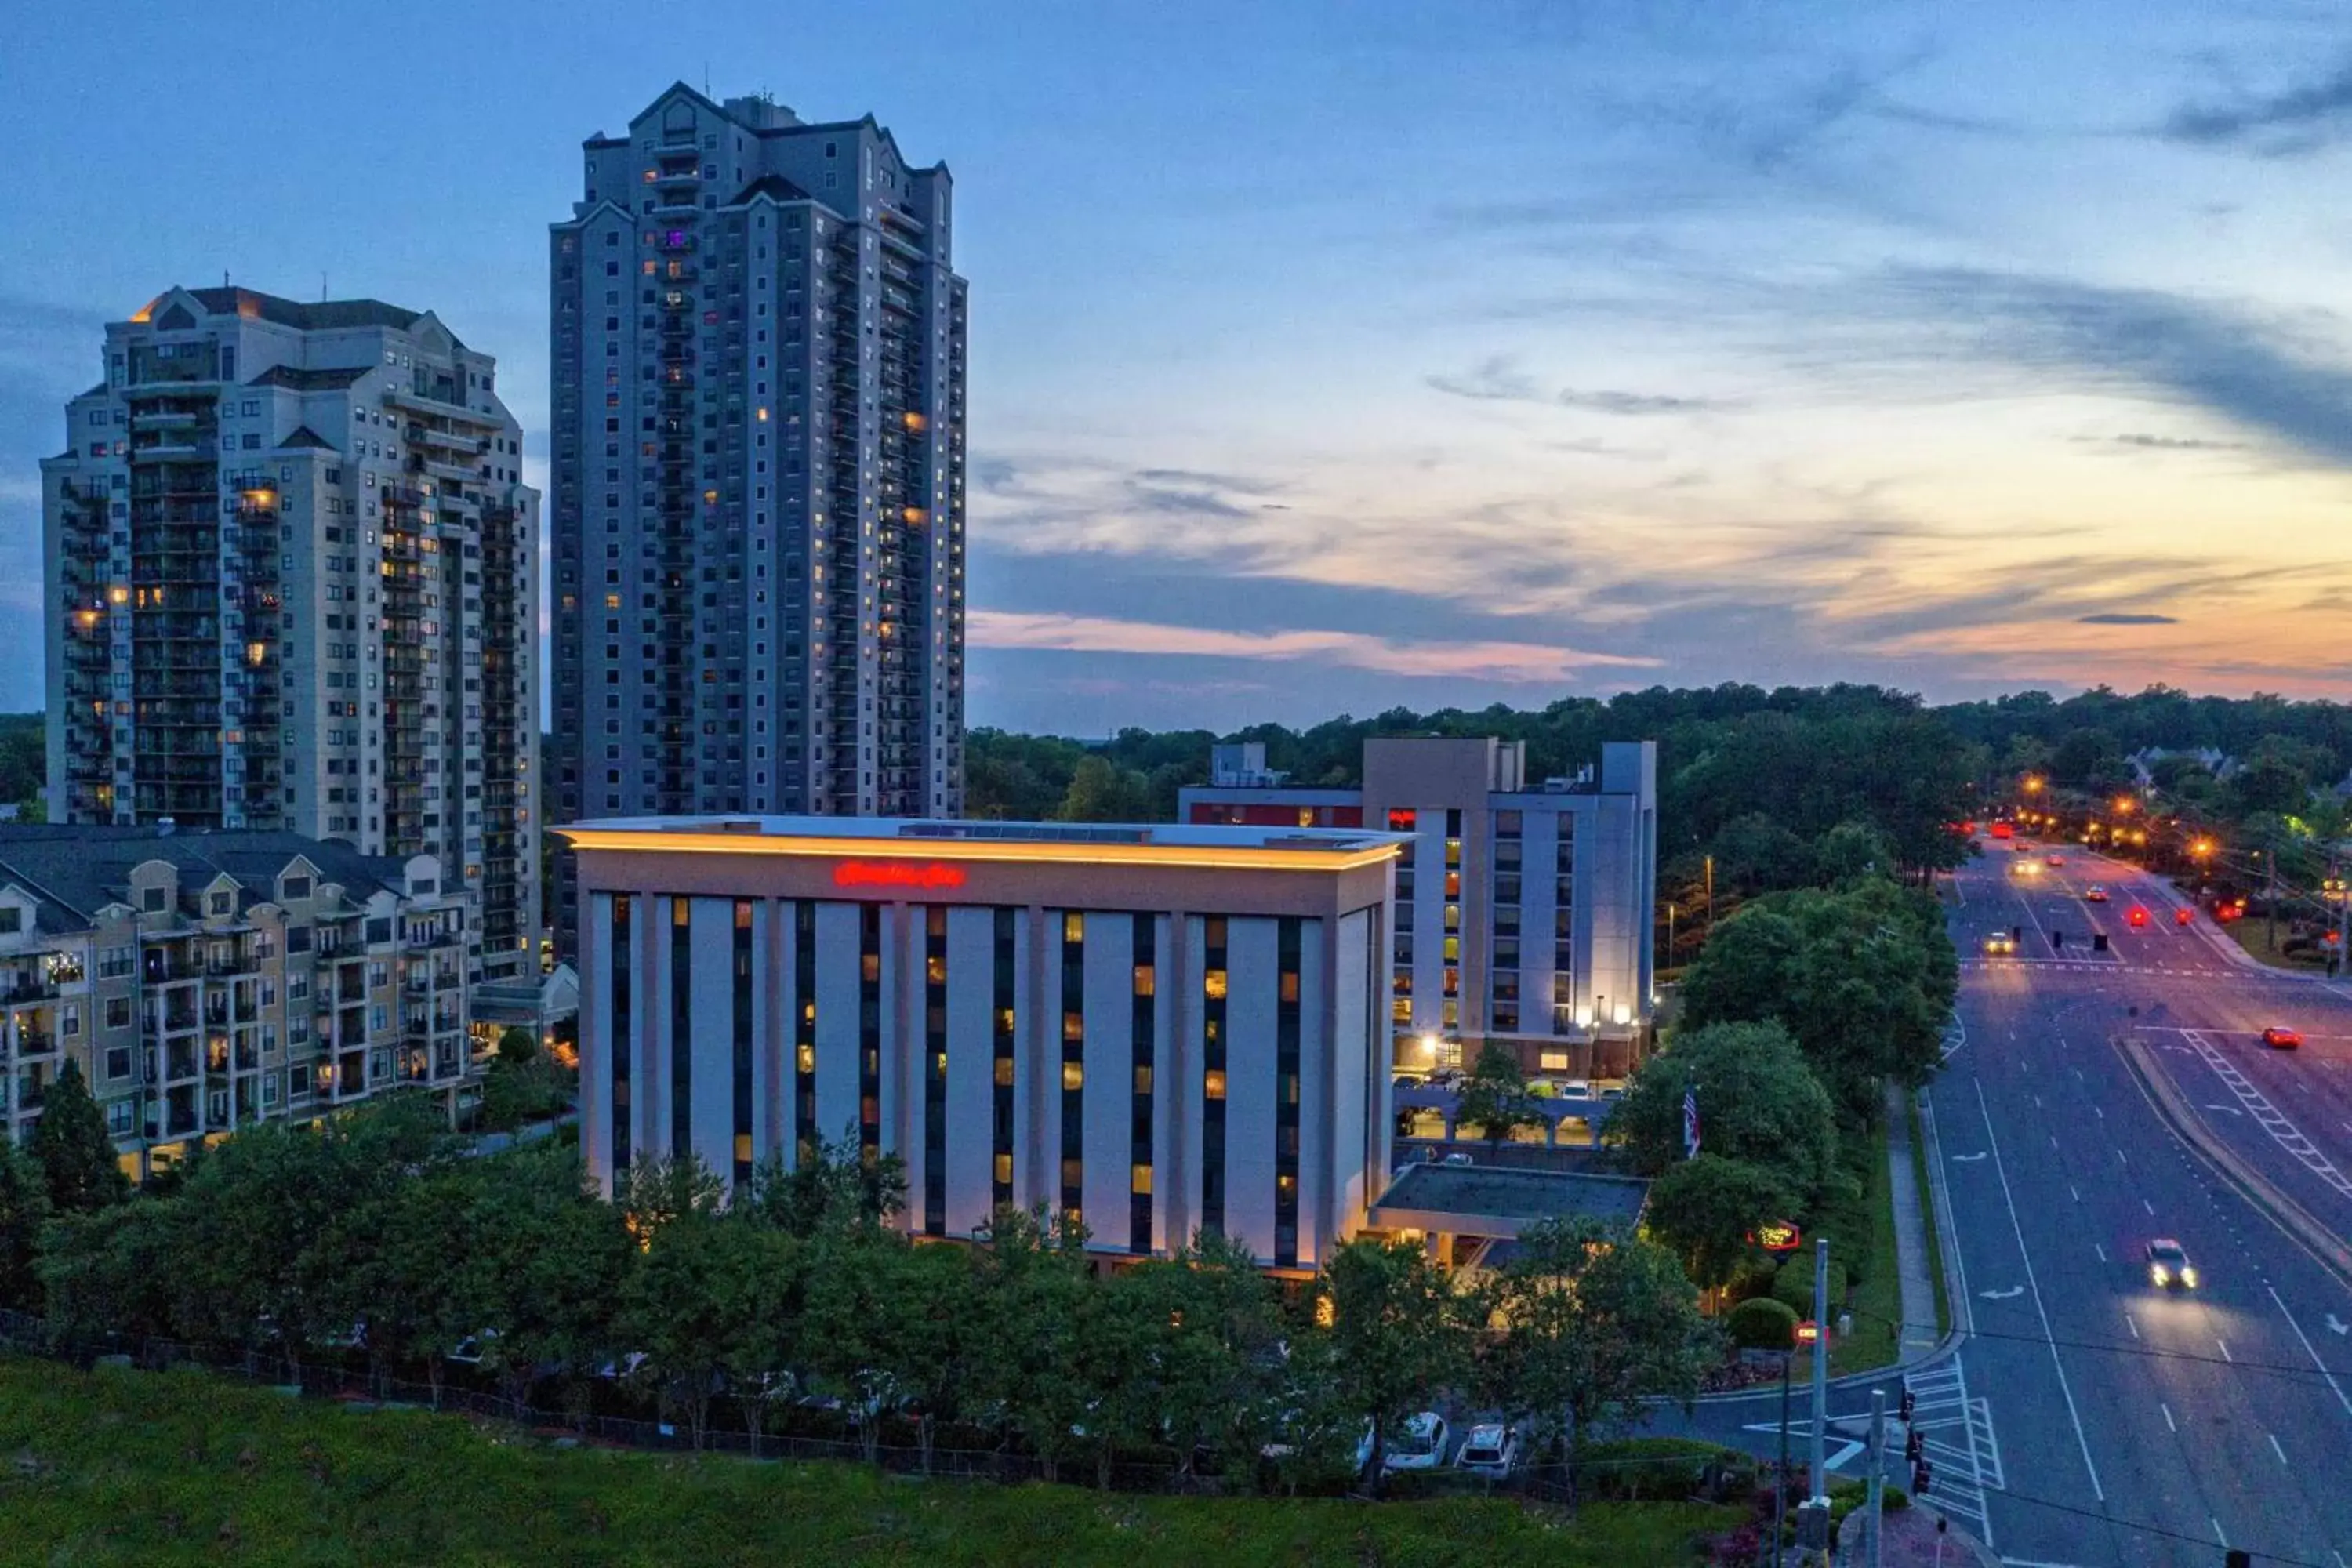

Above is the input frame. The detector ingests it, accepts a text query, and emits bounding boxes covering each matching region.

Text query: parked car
[2261,1025,2303,1050]
[1383,1410,1450,1472]
[1454,1421,1523,1477]
[1595,1083,1627,1102]
[1558,1077,1594,1100]
[1393,1073,1428,1090]
[1440,1151,1475,1167]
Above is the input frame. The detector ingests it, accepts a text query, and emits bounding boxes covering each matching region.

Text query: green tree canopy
[1642,1154,1797,1290]
[26,1062,128,1214]
[1319,1236,1473,1494]
[1610,1022,1837,1203]
[1454,1041,1542,1144]
[0,1135,51,1310]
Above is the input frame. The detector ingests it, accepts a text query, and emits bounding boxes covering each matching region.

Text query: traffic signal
[1905,1428,1923,1463]
[2226,1552,2251,1568]
[2052,930,2065,948]
[1911,1461,1932,1496]
[1899,1385,1916,1424]
[2009,925,2021,944]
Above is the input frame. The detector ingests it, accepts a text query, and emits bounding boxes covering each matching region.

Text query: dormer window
[0,907,20,935]
[283,875,311,901]
[209,891,234,916]
[141,887,166,913]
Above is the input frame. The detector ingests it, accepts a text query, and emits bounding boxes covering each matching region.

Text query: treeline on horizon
[967,682,2352,932]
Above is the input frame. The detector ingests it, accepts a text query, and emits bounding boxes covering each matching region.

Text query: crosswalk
[2183,1030,2352,1203]
[1903,1356,2004,1546]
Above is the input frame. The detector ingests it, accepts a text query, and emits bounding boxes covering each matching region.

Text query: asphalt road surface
[1666,840,2352,1567]
[1936,839,2352,1567]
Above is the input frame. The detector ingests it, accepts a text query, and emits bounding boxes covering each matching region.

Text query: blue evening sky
[5,1,2350,735]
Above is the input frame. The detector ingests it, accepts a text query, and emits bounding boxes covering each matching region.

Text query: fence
[0,1305,1751,1504]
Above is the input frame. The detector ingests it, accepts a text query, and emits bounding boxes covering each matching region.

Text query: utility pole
[1791,1236,1832,1561]
[1772,1350,1792,1567]
[1865,1386,1886,1568]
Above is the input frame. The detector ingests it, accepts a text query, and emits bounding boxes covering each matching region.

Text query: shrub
[1770,1254,1847,1317]
[1726,1296,1798,1351]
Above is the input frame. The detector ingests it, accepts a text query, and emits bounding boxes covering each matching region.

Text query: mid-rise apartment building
[0,826,475,1173]
[549,83,968,950]
[1181,737,1658,1080]
[563,815,1400,1272]
[38,287,540,985]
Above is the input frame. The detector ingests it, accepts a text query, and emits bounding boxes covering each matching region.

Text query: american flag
[1682,1086,1701,1160]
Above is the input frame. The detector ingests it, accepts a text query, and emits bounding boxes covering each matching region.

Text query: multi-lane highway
[1940,838,2352,1566]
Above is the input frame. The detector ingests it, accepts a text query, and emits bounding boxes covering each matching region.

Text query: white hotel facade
[563,816,1404,1272]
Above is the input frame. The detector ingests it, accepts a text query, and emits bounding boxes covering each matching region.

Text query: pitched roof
[0,826,409,935]
[733,172,815,205]
[247,364,372,391]
[278,426,337,450]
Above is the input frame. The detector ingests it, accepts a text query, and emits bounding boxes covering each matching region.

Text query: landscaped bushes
[1769,1255,1847,1318]
[1725,1297,1798,1352]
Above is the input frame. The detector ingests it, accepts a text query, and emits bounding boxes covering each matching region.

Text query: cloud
[2077,612,2180,625]
[2162,56,2352,157]
[967,610,1657,684]
[2078,432,2249,452]
[1426,354,1734,415]
[1874,267,2352,467]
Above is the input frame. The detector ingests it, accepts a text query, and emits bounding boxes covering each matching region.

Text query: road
[1667,840,2352,1566]
[1935,839,2352,1567]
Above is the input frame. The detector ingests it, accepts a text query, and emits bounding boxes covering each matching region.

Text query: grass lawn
[0,1358,1744,1566]
[1822,1116,1900,1378]
[2223,918,2325,972]
[1907,1093,1951,1338]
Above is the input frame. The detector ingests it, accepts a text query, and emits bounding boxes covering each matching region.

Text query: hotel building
[561,816,1403,1271]
[1180,737,1658,1080]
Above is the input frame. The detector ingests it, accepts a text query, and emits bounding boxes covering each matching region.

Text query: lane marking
[1974,1079,2105,1502]
[2216,1338,2232,1363]
[2161,1402,2176,1432]
[2269,1431,2286,1463]
[2092,1243,2106,1262]
[2142,1197,2155,1216]
[2213,1515,2227,1548]
[2183,1030,2352,1202]
[2268,1284,2352,1420]
[2124,1312,2139,1340]
[2069,1184,2080,1202]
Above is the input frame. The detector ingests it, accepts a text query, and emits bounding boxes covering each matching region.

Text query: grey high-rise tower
[38,287,542,987]
[549,84,968,948]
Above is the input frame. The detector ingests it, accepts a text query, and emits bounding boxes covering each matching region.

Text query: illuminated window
[1203,969,1228,1000]
[1063,911,1084,942]
[1279,972,1300,1004]
[1062,1061,1084,1091]
[994,1058,1014,1086]
[1539,1051,1570,1072]
[1133,1064,1153,1094]
[860,953,880,982]
[1203,1069,1227,1101]
[993,1152,1013,1185]
[1132,964,1155,996]
[1131,1163,1153,1196]
[1062,1011,1083,1043]
[796,1043,815,1074]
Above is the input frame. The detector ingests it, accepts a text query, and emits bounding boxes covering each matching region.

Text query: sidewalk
[1837,1498,1999,1566]
[1884,1082,1940,1360]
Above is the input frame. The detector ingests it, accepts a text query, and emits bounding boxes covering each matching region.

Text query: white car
[1383,1410,1450,1472]
[1454,1421,1523,1477]
[1559,1078,1594,1100]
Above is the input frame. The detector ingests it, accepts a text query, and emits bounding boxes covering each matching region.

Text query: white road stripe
[2216,1338,2232,1363]
[1974,1080,2105,1502]
[2124,1312,2139,1340]
[2269,1432,2286,1463]
[2161,1402,2176,1432]
[2267,1285,2352,1419]
[2143,1197,2155,1215]
[2092,1243,2106,1262]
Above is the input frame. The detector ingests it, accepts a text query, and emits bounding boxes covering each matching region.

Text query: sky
[5,0,2351,735]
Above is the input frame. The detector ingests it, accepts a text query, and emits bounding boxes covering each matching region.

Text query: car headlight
[2150,1265,2167,1284]
[2181,1268,2198,1287]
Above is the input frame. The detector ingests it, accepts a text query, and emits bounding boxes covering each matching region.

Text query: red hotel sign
[833,859,968,891]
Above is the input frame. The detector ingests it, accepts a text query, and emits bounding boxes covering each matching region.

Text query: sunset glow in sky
[5,1,2349,731]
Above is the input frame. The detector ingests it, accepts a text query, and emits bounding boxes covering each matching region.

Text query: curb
[2111,1033,2352,1294]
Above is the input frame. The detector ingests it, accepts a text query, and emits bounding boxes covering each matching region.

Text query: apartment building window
[732,899,754,1191]
[670,898,692,1160]
[1058,911,1083,1234]
[610,895,632,1171]
[924,906,948,1236]
[991,908,1015,1212]
[1201,916,1228,1238]
[1129,913,1155,1255]
[793,902,816,1160]
[859,905,883,1157]
[1274,918,1302,1269]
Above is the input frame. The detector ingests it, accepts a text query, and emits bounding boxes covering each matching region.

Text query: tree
[1474,1216,1718,1501]
[1812,820,1896,887]
[966,1204,1094,1483]
[1708,813,1814,897]
[616,1188,761,1449]
[1319,1236,1472,1495]
[1454,1042,1542,1145]
[741,1127,906,1238]
[26,1062,129,1214]
[1609,1022,1837,1206]
[497,1025,538,1065]
[1115,1229,1286,1482]
[1642,1154,1796,1290]
[0,1136,51,1310]
[452,1145,633,1417]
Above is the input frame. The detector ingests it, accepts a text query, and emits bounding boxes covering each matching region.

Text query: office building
[561,815,1401,1272]
[548,83,969,951]
[1181,737,1658,1079]
[39,286,541,986]
[0,825,475,1172]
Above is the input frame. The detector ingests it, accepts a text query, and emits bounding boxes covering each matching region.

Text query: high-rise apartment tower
[548,84,968,949]
[40,287,542,985]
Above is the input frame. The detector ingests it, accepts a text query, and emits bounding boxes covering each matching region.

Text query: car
[2174,906,2194,927]
[2046,855,2065,866]
[2262,1026,2303,1050]
[1454,1421,1523,1478]
[2146,1238,2198,1290]
[1525,1078,1559,1098]
[1382,1410,1450,1472]
[1392,1073,1428,1090]
[2083,886,2109,902]
[2127,906,2149,928]
[1595,1083,1628,1102]
[1981,934,2016,956]
[1440,1151,1475,1167]
[1558,1077,1594,1100]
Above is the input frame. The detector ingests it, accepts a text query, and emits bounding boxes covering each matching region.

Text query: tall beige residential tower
[39,287,541,987]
